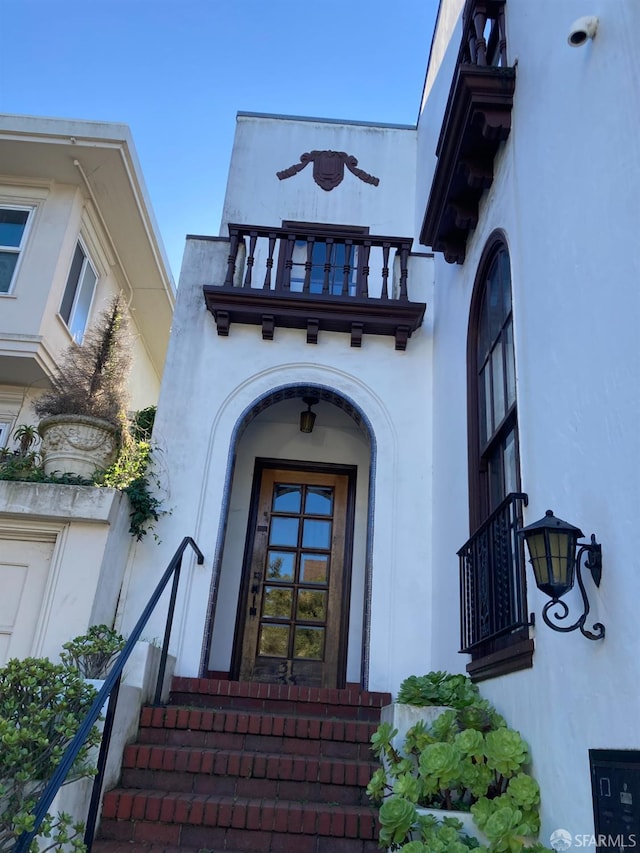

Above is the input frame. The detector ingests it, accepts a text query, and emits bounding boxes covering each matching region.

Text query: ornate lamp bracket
[541,535,604,640]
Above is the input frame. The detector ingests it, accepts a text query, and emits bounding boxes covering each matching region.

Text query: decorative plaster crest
[277,150,380,191]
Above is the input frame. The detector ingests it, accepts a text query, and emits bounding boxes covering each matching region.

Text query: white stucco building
[116,0,640,843]
[4,0,639,847]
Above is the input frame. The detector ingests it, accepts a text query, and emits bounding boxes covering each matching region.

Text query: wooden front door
[236,466,352,688]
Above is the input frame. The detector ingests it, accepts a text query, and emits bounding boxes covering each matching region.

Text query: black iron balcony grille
[458,492,529,652]
[202,224,427,350]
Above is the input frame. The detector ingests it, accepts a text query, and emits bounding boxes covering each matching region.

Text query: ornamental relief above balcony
[202,223,426,351]
[420,0,516,264]
[277,151,380,191]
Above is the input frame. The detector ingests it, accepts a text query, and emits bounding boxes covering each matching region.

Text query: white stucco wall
[421,0,640,842]
[221,114,418,238]
[119,232,435,695]
[420,0,465,110]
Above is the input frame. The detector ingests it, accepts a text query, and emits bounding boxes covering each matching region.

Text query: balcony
[203,224,427,350]
[458,492,532,677]
[420,0,516,264]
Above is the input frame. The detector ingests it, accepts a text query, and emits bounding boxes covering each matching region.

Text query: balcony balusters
[462,1,507,68]
[420,0,515,263]
[262,233,277,290]
[222,224,412,301]
[204,223,426,349]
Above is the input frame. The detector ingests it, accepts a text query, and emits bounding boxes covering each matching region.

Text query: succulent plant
[484,729,529,777]
[396,672,481,709]
[368,671,553,853]
[378,797,419,847]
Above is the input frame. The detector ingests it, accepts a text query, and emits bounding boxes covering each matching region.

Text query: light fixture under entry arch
[299,396,319,433]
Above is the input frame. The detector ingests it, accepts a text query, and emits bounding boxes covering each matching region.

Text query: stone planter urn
[39,414,118,479]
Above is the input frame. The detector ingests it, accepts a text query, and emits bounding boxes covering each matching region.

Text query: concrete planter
[39,414,118,479]
[417,806,489,846]
[380,702,451,754]
[380,703,488,847]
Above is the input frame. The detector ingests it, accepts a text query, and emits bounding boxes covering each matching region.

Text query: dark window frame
[463,232,533,680]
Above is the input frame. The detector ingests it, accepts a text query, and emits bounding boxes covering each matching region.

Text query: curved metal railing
[14,535,204,853]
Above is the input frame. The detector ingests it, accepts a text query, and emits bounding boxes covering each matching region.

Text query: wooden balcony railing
[461,0,508,67]
[458,492,530,652]
[203,224,426,350]
[420,0,515,264]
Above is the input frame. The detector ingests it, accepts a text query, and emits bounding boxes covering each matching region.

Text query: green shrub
[61,624,126,679]
[0,657,101,853]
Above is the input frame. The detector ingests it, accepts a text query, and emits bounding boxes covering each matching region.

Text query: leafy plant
[34,295,131,430]
[0,424,42,479]
[97,406,163,540]
[61,624,126,679]
[396,672,481,709]
[0,657,101,853]
[12,424,40,456]
[368,671,552,853]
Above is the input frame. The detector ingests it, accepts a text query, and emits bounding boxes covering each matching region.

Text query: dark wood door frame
[229,458,357,687]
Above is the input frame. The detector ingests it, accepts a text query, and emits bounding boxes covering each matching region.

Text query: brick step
[170,676,391,720]
[137,707,377,761]
[123,744,377,803]
[93,844,202,853]
[96,680,386,852]
[100,792,379,852]
[140,705,378,741]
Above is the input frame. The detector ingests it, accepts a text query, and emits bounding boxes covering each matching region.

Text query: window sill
[56,313,83,346]
[465,637,534,682]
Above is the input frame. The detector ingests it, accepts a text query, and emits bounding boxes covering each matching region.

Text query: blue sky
[0,0,440,281]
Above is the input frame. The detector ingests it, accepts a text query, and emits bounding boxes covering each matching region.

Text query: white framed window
[0,206,33,294]
[0,421,12,449]
[60,241,98,343]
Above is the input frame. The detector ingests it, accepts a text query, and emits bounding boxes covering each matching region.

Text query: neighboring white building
[117,0,640,843]
[0,115,174,664]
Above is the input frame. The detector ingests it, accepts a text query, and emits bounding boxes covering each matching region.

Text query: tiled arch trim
[199,382,377,687]
[236,384,367,440]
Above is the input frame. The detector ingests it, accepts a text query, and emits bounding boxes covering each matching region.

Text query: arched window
[460,235,532,679]
[472,241,518,525]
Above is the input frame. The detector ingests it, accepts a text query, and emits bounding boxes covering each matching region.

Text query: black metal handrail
[14,535,204,853]
[458,492,529,652]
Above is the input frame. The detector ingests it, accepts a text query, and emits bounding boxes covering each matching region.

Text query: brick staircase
[94,676,390,853]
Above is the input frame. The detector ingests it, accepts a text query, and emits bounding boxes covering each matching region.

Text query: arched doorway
[204,385,374,688]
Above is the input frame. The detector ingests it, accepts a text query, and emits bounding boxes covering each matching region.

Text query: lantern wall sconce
[519,509,605,640]
[299,396,319,434]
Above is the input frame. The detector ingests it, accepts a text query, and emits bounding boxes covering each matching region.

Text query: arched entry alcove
[203,384,375,689]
